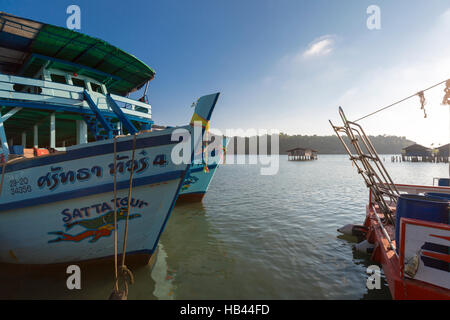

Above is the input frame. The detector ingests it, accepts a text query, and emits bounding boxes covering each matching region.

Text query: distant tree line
[225,133,415,155]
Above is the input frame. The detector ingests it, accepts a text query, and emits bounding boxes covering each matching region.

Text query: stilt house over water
[401,144,432,162]
[286,147,318,161]
[436,143,450,163]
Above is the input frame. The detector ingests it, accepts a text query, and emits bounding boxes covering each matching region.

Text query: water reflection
[158,201,238,299]
[0,202,219,300]
[0,155,444,300]
[337,233,392,300]
[0,257,157,299]
[352,252,392,300]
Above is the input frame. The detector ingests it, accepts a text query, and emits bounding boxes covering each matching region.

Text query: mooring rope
[110,134,137,299]
[112,136,119,293]
[121,134,137,269]
[354,78,449,122]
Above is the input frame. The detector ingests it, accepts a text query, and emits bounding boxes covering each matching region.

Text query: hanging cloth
[442,80,450,105]
[417,91,427,118]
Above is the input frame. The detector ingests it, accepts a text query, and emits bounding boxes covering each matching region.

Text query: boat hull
[365,206,450,299]
[0,91,220,265]
[177,192,206,202]
[0,128,191,265]
[177,137,228,203]
[365,184,450,299]
[178,163,219,203]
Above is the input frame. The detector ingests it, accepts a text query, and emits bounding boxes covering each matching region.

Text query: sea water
[0,155,447,299]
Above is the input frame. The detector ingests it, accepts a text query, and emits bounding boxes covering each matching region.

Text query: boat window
[72,78,86,89]
[50,74,67,84]
[90,82,103,93]
[13,84,42,94]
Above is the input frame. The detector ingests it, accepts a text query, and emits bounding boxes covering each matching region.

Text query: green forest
[226,133,415,155]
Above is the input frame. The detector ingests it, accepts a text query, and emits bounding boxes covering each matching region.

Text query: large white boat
[0,12,219,265]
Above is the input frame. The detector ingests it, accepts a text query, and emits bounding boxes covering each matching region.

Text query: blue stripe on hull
[179,191,206,195]
[0,170,184,212]
[0,133,177,174]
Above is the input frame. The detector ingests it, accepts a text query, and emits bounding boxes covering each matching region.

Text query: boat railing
[372,183,450,201]
[0,73,152,120]
[371,204,398,254]
[109,93,151,114]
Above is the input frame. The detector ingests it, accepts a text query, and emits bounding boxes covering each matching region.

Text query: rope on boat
[120,133,137,281]
[354,78,450,122]
[110,134,137,300]
[112,136,119,294]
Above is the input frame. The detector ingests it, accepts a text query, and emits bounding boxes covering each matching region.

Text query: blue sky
[3,0,450,146]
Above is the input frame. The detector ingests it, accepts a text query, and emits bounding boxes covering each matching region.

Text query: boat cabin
[0,12,155,162]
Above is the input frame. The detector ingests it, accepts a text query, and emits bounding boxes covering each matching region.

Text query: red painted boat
[364,184,450,299]
[330,107,449,300]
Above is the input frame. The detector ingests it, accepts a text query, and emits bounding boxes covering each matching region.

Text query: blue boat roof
[0,12,155,95]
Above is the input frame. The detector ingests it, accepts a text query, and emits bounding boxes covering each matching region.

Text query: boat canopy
[0,12,155,96]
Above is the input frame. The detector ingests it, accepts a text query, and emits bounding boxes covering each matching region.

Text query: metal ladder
[329,107,399,225]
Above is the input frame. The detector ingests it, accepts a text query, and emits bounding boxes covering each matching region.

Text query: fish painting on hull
[48,208,142,243]
[181,174,200,191]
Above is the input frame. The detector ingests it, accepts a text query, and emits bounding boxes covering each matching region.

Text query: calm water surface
[0,155,447,299]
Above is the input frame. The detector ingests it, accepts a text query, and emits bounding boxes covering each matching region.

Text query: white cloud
[274,34,338,71]
[301,35,336,59]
